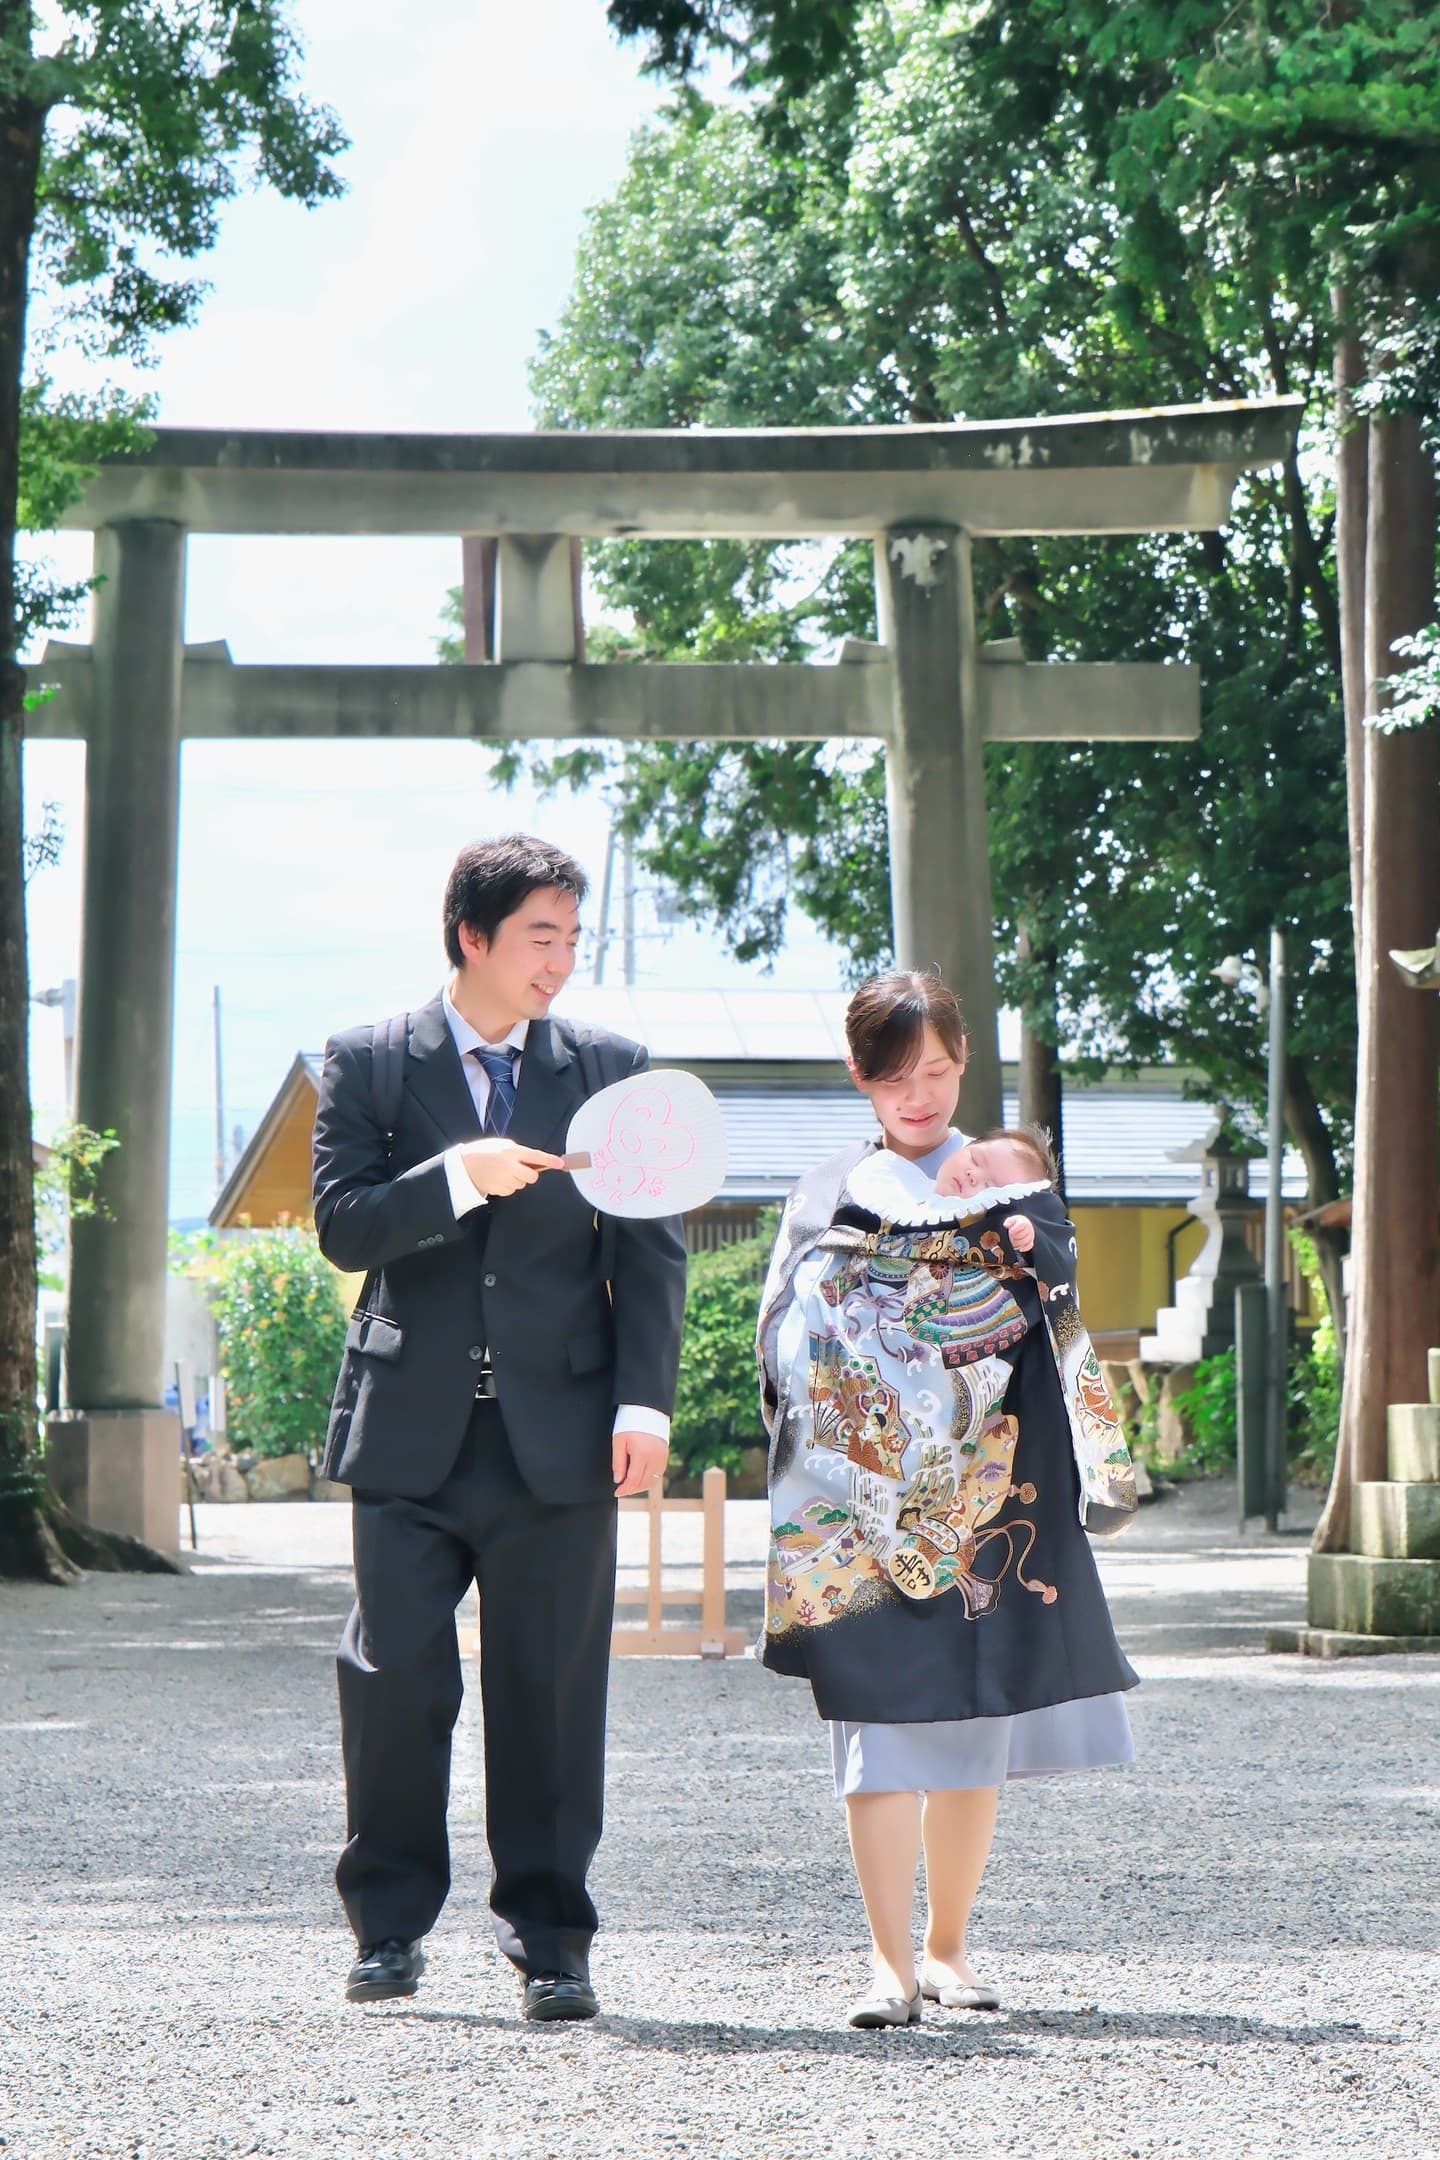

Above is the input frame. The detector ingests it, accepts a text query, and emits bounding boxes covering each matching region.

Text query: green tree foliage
[606,0,858,98]
[203,1228,348,1463]
[32,1120,115,1293]
[1,4,346,1579]
[670,1228,772,1478]
[525,10,1366,1211]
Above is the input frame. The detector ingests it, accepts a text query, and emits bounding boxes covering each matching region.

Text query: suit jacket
[311,993,688,1504]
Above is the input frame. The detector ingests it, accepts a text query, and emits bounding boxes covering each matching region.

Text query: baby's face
[936,1139,1038,1197]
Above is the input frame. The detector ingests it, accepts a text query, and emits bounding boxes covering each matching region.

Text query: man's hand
[613,1428,669,1498]
[1003,1212,1036,1253]
[460,1138,565,1197]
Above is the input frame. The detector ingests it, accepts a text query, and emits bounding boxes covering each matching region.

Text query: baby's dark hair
[974,1124,1059,1188]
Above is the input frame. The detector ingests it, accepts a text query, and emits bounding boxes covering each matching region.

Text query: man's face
[457,886,581,1022]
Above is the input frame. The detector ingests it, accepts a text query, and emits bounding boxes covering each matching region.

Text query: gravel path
[1,1480,1435,2159]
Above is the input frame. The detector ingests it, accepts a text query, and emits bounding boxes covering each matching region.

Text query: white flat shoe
[920,1969,1000,2011]
[848,1985,922,2029]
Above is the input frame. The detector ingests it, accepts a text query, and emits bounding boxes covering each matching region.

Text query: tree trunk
[1315,411,1440,1554]
[1332,294,1368,973]
[0,38,55,1575]
[1015,924,1064,1202]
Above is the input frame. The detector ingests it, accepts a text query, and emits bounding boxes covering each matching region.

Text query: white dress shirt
[439,986,669,1444]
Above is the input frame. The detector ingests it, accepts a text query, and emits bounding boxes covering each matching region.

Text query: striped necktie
[473,1045,518,1136]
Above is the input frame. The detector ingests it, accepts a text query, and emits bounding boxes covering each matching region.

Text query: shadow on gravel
[399,2006,1385,2054]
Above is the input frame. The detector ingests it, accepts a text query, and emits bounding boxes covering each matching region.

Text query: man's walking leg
[474,1428,618,1985]
[337,1490,474,1977]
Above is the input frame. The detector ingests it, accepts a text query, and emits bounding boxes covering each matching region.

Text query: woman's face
[849,1021,964,1160]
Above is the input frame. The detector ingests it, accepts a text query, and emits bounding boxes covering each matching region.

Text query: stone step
[1352,1481,1440,1560]
[1308,1552,1440,1638]
[1388,1402,1440,1484]
[1268,1623,1440,1659]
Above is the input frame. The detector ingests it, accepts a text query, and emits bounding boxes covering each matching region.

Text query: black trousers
[335,1398,618,1978]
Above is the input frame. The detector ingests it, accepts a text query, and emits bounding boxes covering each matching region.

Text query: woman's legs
[844,1791,922,1997]
[919,1784,1000,1984]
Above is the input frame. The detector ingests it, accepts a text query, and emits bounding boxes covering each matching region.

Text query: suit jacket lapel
[405,991,483,1145]
[510,1016,582,1153]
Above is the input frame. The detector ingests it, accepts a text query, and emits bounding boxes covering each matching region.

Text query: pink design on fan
[588,1083,698,1202]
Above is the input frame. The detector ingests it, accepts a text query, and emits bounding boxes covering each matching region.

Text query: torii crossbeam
[27,399,1300,1550]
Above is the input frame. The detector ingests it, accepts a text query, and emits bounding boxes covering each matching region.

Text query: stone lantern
[1140,1119,1264,1365]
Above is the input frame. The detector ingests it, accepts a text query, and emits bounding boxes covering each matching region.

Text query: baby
[932,1125,1060,1254]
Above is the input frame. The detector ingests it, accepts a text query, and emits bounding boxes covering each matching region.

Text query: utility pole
[622,831,636,987]
[1263,928,1288,1530]
[1214,937,1289,1529]
[31,979,77,1111]
[212,984,227,1194]
[593,826,616,984]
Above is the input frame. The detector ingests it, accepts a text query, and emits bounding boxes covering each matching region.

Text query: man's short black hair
[443,835,589,967]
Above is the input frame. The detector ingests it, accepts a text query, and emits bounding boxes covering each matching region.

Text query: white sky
[21,0,851,1220]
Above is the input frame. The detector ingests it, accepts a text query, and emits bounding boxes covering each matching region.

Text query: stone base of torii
[26,400,1300,1548]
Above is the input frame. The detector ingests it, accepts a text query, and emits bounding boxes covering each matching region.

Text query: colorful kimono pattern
[757,1143,1139,1725]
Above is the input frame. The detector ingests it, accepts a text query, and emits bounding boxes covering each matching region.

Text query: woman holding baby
[757,970,1138,2028]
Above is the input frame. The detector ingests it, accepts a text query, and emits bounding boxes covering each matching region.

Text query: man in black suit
[312,834,687,2022]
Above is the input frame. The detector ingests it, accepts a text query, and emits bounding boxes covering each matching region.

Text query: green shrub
[203,1227,349,1461]
[1288,1232,1343,1487]
[1168,1348,1239,1477]
[1153,1231,1344,1486]
[671,1226,775,1481]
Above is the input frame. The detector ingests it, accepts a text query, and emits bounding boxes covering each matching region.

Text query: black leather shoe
[521,1971,599,2022]
[345,1938,426,2003]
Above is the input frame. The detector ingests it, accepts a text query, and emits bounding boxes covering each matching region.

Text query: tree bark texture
[1332,298,1368,972]
[1316,412,1440,1554]
[0,37,50,1565]
[1015,925,1064,1202]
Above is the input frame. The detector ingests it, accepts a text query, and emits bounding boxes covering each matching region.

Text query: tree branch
[951,191,1009,328]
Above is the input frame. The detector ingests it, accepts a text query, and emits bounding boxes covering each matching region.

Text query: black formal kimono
[757,1142,1137,1729]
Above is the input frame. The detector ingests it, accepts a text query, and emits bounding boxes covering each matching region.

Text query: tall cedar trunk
[1332,296,1368,972]
[1015,925,1064,1202]
[1315,412,1440,1554]
[0,29,62,1573]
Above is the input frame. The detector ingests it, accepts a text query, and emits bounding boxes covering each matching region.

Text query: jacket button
[483,1272,497,1288]
[468,1345,484,1362]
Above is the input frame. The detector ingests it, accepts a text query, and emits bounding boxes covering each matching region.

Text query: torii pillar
[877,523,1000,1118]
[45,521,187,1553]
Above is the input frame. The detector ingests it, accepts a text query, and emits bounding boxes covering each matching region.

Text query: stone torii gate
[28,398,1300,1547]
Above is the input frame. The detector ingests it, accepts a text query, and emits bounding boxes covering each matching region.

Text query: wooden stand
[612,1465,750,1659]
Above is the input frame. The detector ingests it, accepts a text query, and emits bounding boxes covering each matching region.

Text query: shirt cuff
[614,1404,670,1442]
[444,1145,488,1219]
